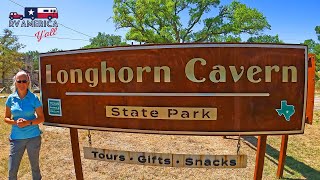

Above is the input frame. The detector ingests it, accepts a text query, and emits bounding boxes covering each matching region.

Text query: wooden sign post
[254,135,267,180]
[39,43,309,179]
[70,128,84,180]
[276,135,288,178]
[276,54,316,179]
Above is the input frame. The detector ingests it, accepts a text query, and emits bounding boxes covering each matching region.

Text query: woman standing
[4,71,44,180]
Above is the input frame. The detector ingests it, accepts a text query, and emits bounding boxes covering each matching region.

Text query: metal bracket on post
[237,135,241,155]
[87,129,92,147]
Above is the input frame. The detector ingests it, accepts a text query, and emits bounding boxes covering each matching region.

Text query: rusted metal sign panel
[40,43,307,135]
[83,147,247,168]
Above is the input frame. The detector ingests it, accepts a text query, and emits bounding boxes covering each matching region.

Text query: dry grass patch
[0,96,10,177]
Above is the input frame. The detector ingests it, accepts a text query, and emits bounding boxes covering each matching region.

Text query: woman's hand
[16,118,29,128]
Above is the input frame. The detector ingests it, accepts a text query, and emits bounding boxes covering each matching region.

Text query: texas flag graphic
[24,7,58,20]
[24,7,38,19]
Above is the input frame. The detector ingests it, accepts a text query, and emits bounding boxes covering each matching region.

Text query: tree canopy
[303,26,320,80]
[304,26,320,60]
[0,29,24,87]
[316,25,320,41]
[247,34,283,43]
[48,48,63,52]
[83,32,127,49]
[24,50,40,70]
[113,0,270,43]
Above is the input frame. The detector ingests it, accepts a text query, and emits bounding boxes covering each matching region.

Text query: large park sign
[40,43,307,135]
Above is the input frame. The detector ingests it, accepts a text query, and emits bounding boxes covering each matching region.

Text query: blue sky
[0,0,319,53]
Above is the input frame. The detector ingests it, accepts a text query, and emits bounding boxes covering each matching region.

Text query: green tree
[0,29,24,87]
[24,50,60,71]
[304,39,318,53]
[113,0,270,43]
[316,25,320,41]
[305,26,320,62]
[304,26,320,80]
[207,35,242,42]
[24,51,40,70]
[247,34,283,43]
[48,48,63,52]
[83,32,127,49]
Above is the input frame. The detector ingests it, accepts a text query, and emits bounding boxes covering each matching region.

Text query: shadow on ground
[225,136,320,180]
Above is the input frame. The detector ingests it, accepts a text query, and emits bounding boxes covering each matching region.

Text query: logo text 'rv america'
[8,7,59,42]
[9,7,58,27]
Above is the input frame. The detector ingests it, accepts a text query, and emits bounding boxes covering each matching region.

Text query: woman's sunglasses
[16,80,28,83]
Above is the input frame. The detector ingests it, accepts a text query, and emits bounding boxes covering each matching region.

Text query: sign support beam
[254,135,267,180]
[70,128,84,180]
[306,54,316,124]
[276,135,288,178]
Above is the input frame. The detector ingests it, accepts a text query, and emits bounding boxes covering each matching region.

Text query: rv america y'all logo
[9,7,58,42]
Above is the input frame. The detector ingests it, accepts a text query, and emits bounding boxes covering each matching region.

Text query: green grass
[315,81,320,93]
[263,114,320,179]
[265,135,320,179]
[0,95,9,177]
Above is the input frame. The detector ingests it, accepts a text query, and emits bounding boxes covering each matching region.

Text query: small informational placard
[48,98,62,116]
[83,147,247,168]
